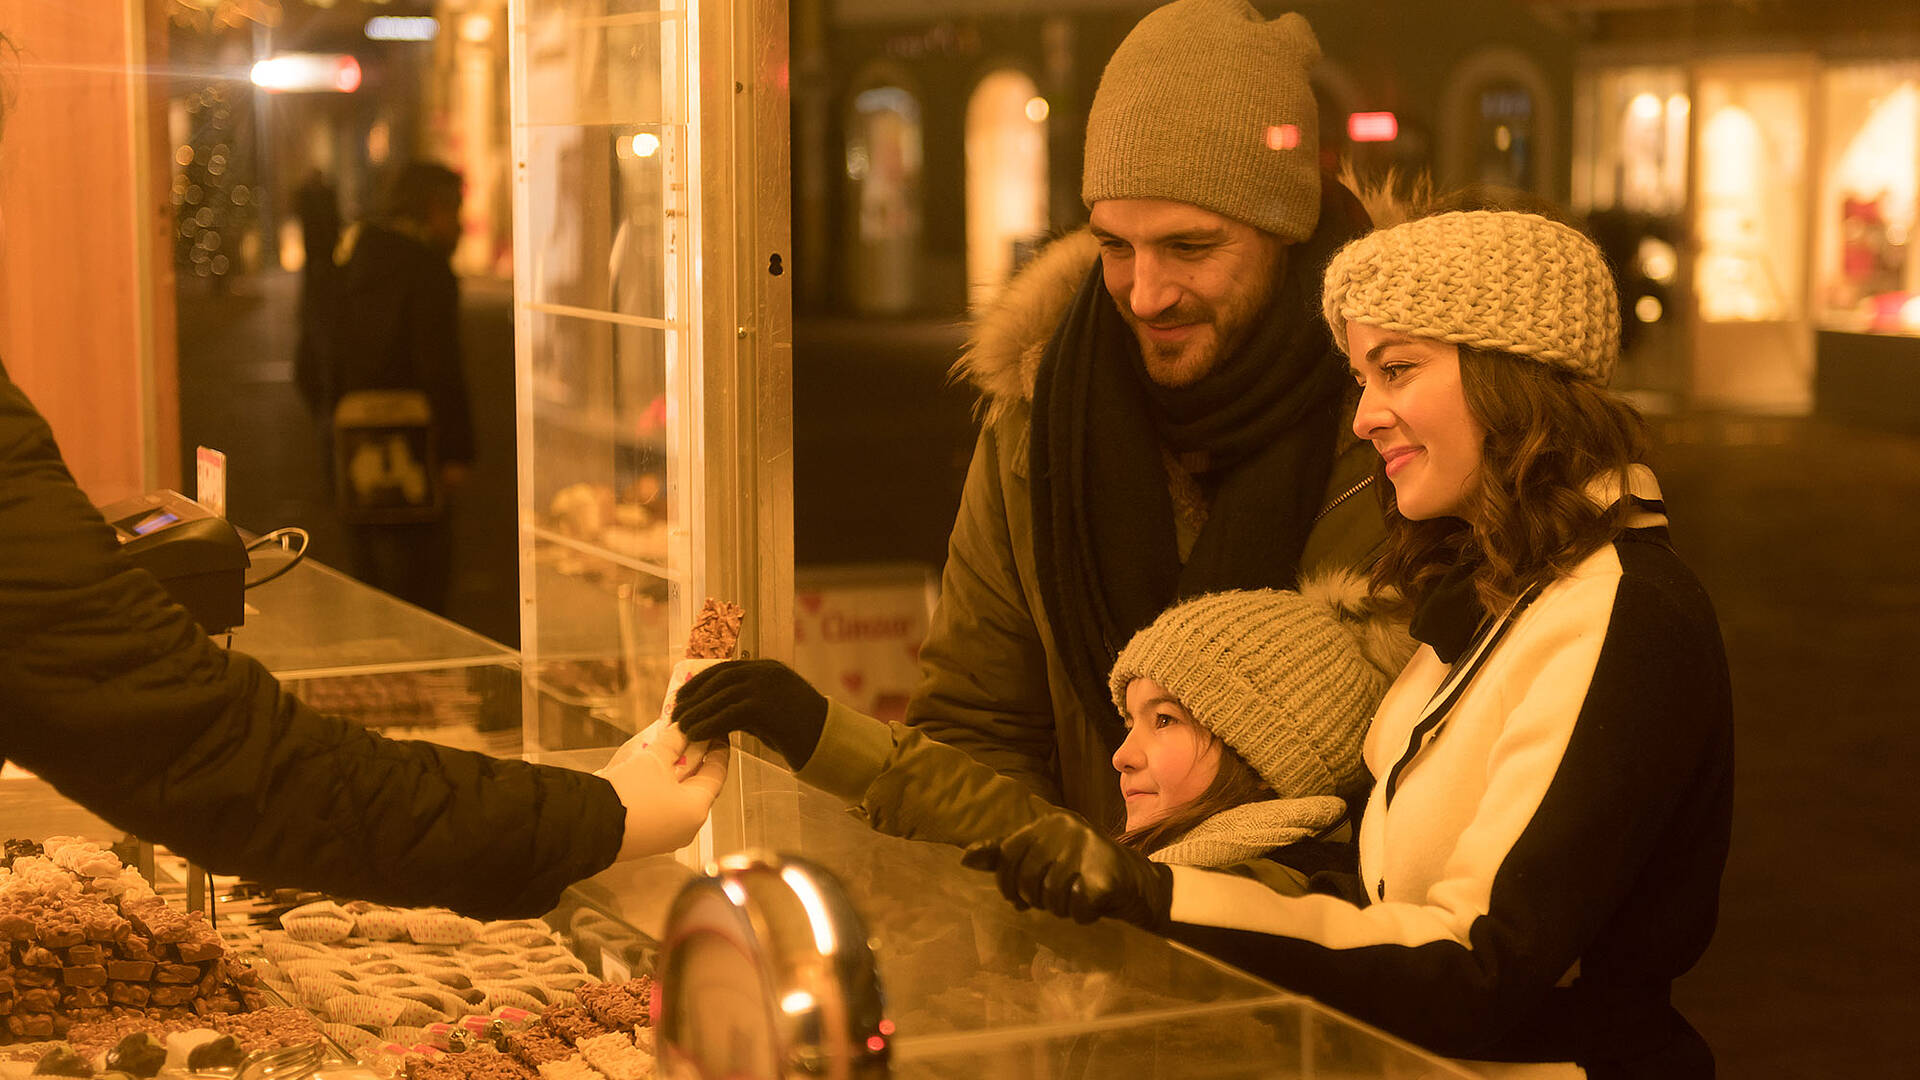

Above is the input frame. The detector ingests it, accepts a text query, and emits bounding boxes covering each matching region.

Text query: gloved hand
[672,659,830,770]
[961,812,1175,931]
[596,721,730,861]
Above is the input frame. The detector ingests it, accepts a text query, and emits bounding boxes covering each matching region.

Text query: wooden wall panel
[0,0,177,503]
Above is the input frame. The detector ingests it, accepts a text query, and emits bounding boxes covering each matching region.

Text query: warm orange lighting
[1265,123,1300,150]
[1025,96,1050,123]
[251,53,361,94]
[1348,112,1398,143]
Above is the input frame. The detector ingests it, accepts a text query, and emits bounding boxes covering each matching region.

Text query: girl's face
[1345,323,1486,522]
[1113,677,1222,831]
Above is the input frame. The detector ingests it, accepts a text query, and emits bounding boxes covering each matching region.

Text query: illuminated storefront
[1575,39,1920,422]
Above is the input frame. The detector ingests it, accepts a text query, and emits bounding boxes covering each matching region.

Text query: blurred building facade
[794,0,1920,428]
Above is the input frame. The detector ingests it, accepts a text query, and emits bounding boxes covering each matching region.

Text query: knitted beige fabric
[1321,210,1622,382]
[1149,795,1347,868]
[1108,576,1402,801]
[1082,0,1323,241]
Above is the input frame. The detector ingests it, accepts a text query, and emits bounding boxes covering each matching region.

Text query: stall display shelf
[2,745,1478,1078]
[231,558,514,681]
[540,749,1481,1078]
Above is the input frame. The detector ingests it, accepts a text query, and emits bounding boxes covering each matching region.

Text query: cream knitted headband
[1321,210,1621,383]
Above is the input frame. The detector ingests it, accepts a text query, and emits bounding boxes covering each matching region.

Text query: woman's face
[1345,323,1486,522]
[1113,677,1221,831]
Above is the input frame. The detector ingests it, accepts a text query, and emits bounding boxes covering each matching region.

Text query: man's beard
[1116,255,1284,389]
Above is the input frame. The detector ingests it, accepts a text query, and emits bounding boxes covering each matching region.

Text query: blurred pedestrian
[328,161,473,614]
[291,168,341,417]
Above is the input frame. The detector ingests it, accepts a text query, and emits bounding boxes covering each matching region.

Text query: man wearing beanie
[898,0,1388,825]
[669,1,1388,827]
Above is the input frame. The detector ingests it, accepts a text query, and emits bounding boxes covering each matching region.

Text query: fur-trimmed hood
[952,171,1407,427]
[953,229,1101,427]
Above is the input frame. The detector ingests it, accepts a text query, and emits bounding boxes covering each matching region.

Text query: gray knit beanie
[1107,573,1412,800]
[1322,209,1622,382]
[1082,0,1323,241]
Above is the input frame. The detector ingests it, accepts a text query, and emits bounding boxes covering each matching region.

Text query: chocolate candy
[186,1033,244,1072]
[104,1032,168,1078]
[61,965,108,988]
[30,1045,94,1077]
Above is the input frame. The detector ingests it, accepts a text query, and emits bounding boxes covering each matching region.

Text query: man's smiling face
[1090,198,1286,388]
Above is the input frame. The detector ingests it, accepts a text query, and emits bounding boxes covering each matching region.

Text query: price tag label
[195,446,227,518]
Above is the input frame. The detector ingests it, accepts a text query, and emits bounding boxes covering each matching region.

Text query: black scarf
[1031,181,1371,745]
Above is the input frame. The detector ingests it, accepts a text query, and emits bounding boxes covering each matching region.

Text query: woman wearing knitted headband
[670,575,1410,888]
[965,202,1734,1077]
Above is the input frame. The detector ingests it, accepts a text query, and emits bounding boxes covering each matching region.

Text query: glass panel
[522,0,687,128]
[1816,63,1920,334]
[892,999,1483,1078]
[229,557,514,675]
[515,0,700,758]
[523,123,686,322]
[543,751,1481,1076]
[525,311,675,538]
[722,754,1277,1037]
[527,540,674,751]
[280,665,524,754]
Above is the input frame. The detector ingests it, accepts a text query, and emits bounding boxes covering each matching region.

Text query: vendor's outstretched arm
[0,368,623,919]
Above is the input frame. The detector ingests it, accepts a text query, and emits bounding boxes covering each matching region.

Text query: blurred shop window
[1574,67,1689,395]
[1440,49,1554,197]
[1474,83,1535,190]
[965,69,1051,311]
[1578,67,1689,218]
[1696,73,1809,324]
[845,72,925,315]
[1816,65,1920,334]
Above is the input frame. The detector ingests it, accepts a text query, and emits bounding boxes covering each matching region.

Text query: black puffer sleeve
[0,368,621,918]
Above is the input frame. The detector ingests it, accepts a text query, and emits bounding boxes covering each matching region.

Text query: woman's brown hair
[1116,735,1275,855]
[1370,346,1651,615]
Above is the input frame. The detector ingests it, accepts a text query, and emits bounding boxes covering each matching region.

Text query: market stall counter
[3,746,1477,1079]
[540,749,1477,1079]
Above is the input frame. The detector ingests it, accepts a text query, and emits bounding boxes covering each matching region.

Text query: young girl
[670,575,1410,888]
[965,203,1735,1078]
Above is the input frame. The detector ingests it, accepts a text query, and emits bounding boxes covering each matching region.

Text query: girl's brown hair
[1370,346,1651,615]
[1116,734,1274,854]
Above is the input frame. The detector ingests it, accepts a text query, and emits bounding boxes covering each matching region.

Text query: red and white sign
[792,566,938,724]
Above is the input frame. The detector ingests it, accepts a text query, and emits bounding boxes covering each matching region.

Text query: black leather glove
[961,813,1174,931]
[672,659,829,770]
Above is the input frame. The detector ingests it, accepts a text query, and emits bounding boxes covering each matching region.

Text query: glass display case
[6,741,1479,1079]
[231,555,522,755]
[544,749,1482,1079]
[509,0,793,757]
